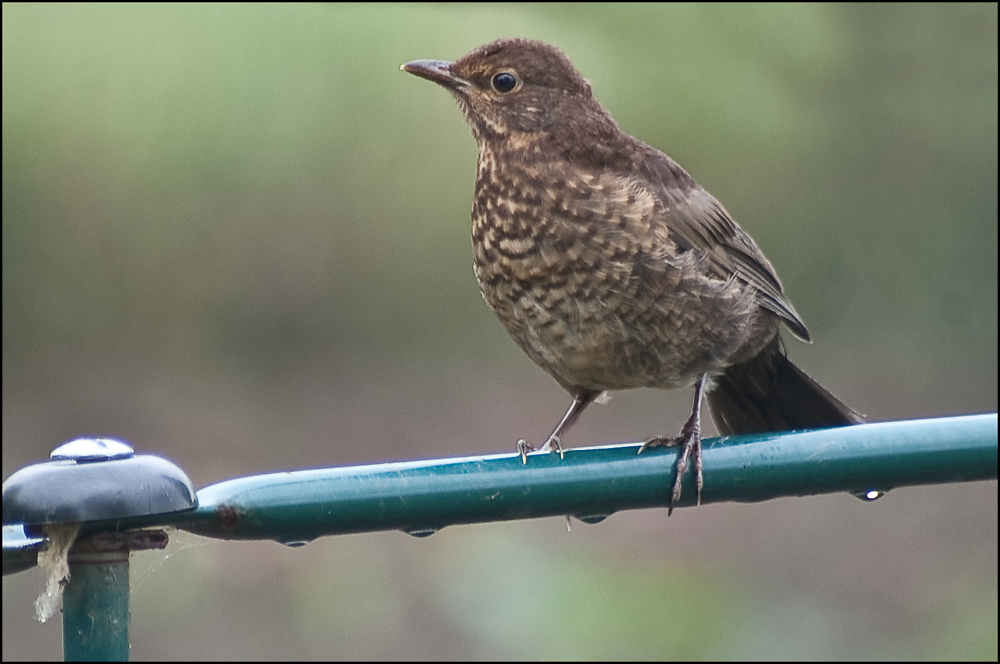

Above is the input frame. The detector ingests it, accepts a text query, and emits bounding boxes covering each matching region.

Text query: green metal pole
[63,546,130,662]
[177,414,997,543]
[4,414,990,660]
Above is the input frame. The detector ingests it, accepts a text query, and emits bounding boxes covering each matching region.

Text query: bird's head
[402,38,616,148]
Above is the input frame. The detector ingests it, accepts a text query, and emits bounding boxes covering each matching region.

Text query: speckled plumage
[403,38,862,513]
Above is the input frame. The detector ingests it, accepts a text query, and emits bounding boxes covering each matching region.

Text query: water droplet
[279,538,313,547]
[854,489,887,502]
[405,527,439,538]
[574,513,611,525]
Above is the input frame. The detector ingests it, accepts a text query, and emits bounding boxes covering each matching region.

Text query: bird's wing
[588,144,812,342]
[525,154,811,342]
[660,184,811,341]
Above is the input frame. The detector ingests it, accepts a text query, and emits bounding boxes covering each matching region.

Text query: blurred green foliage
[3,4,996,661]
[4,4,996,388]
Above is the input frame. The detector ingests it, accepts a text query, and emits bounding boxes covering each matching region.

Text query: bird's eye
[491,72,518,93]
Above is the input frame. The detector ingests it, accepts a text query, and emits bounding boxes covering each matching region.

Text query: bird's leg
[638,375,707,515]
[518,390,600,463]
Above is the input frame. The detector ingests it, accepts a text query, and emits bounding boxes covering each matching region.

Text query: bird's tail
[707,336,864,436]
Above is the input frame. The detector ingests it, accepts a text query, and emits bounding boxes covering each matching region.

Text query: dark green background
[3,4,996,660]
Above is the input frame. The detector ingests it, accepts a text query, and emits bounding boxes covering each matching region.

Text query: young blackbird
[402,38,862,514]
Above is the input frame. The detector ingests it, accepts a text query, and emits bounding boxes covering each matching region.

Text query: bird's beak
[401,59,468,91]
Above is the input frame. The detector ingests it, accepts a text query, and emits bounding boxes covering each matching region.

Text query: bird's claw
[639,428,703,516]
[516,439,533,464]
[667,429,702,516]
[541,435,564,459]
[637,435,680,454]
[516,435,564,464]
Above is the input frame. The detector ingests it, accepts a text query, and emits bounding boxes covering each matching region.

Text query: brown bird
[402,38,862,514]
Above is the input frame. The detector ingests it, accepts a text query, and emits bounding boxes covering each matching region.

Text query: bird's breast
[469,156,767,391]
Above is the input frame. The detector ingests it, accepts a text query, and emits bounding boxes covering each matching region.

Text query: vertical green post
[63,547,130,662]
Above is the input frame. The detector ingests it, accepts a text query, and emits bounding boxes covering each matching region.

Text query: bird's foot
[516,435,564,464]
[638,424,703,516]
[516,439,532,464]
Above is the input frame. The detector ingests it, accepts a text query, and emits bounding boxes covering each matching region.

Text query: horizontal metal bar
[174,414,997,542]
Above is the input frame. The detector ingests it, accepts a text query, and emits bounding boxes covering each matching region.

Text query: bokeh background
[3,3,996,660]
